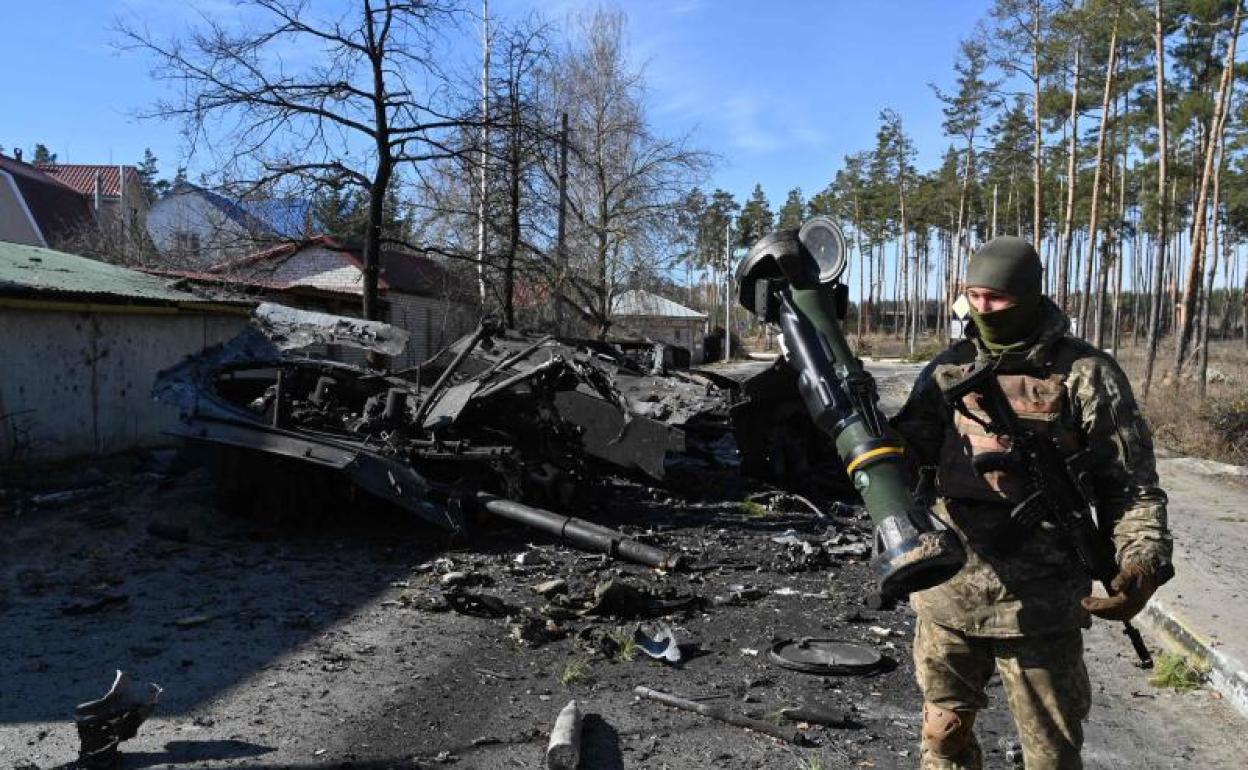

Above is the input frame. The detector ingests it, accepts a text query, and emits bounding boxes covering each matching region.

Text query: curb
[1136,597,1248,719]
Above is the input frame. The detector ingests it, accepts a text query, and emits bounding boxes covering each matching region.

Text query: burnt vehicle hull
[154,305,745,541]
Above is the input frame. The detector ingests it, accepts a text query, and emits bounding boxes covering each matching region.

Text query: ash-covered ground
[2,438,1246,770]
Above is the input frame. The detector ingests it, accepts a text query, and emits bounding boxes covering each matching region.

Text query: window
[673,328,682,342]
[173,231,202,259]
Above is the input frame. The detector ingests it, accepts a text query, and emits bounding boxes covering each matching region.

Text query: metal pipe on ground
[474,492,682,570]
[633,686,806,745]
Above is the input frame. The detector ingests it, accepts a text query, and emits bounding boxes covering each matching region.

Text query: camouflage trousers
[912,619,1091,770]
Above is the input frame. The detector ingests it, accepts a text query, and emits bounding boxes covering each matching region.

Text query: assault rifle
[737,218,965,603]
[941,359,1154,668]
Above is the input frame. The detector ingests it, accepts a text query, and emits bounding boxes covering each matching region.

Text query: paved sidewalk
[1138,454,1248,718]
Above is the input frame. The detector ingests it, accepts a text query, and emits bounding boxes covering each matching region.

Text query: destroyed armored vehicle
[154,304,742,542]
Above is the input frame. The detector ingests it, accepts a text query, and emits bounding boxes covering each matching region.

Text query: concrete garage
[0,242,250,463]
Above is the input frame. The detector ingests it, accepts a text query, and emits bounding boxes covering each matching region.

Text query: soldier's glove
[1080,563,1157,622]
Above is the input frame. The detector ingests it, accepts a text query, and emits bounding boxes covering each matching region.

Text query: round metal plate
[769,638,883,675]
[797,217,848,284]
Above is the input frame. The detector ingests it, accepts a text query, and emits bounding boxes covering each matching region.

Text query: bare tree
[538,10,708,338]
[119,0,473,322]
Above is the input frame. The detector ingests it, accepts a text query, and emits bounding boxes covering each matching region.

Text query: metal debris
[153,310,745,560]
[633,622,683,664]
[634,686,808,745]
[545,699,583,770]
[74,670,162,769]
[252,302,410,355]
[768,638,884,676]
[476,493,682,570]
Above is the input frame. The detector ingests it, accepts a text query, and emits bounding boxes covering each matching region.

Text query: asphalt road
[2,358,1245,769]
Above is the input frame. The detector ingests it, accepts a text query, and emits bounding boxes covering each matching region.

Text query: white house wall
[266,246,366,294]
[0,308,246,463]
[146,192,255,265]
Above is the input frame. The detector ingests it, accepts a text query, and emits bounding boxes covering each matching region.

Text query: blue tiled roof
[171,183,319,238]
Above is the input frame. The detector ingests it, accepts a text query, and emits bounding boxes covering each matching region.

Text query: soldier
[891,236,1174,770]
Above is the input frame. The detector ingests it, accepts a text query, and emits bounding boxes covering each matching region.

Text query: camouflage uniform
[892,298,1173,770]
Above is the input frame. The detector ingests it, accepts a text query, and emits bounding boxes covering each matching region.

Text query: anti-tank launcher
[736,217,965,602]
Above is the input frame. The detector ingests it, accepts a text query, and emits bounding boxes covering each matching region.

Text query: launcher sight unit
[736,217,965,601]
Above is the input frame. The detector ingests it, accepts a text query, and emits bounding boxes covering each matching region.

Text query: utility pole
[555,111,569,331]
[476,0,490,307]
[724,221,731,363]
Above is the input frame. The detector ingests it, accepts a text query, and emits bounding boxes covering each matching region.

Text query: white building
[146,182,314,265]
[611,289,707,360]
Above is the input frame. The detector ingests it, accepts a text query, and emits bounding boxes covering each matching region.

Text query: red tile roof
[36,164,141,199]
[0,154,95,242]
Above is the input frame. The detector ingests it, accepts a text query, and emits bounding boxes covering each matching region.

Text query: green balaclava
[965,236,1043,353]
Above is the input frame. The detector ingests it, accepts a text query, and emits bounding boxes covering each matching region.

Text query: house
[0,241,251,463]
[0,152,95,248]
[35,162,148,233]
[146,182,315,265]
[611,289,706,359]
[157,235,476,367]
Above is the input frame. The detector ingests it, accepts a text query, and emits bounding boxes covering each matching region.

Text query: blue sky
[2,0,991,211]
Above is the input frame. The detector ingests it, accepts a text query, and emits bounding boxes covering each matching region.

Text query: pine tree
[778,188,805,228]
[31,143,57,165]
[736,184,774,249]
[136,149,166,202]
[934,35,998,311]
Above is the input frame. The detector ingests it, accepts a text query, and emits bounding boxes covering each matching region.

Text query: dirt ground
[2,362,1246,770]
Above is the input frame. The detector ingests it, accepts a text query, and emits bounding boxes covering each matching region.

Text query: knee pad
[922,702,976,758]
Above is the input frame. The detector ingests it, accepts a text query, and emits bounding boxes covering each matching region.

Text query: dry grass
[1115,339,1248,466]
[559,657,592,686]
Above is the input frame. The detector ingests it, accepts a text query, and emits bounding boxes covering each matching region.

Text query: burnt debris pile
[152,304,824,559]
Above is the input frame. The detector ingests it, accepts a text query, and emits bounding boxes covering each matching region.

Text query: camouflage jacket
[891,299,1173,637]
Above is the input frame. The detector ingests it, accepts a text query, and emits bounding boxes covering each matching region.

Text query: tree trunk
[555,112,569,332]
[1198,132,1228,396]
[1242,245,1248,350]
[1174,3,1241,382]
[1111,119,1127,356]
[900,175,915,352]
[1031,0,1044,244]
[1059,43,1082,313]
[953,141,974,324]
[1079,17,1119,340]
[1217,239,1235,337]
[477,0,490,307]
[503,97,521,329]
[854,197,866,342]
[1142,0,1169,400]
